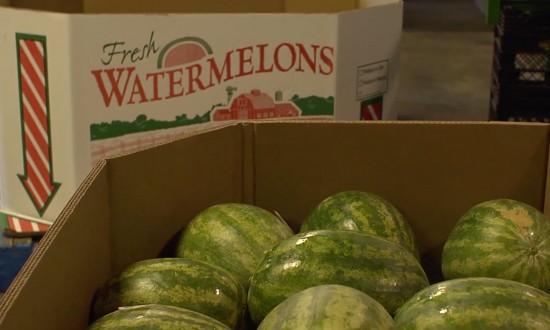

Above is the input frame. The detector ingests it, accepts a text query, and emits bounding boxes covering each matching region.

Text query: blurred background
[397,0,494,120]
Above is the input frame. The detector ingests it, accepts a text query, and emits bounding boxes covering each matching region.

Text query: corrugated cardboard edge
[0,158,108,324]
[100,122,244,160]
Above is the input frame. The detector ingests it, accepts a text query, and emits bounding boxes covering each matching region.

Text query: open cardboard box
[1,120,549,329]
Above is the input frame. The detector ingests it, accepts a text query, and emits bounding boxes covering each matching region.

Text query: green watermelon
[257,284,395,330]
[394,277,550,329]
[301,191,420,260]
[176,203,294,290]
[89,304,231,330]
[247,229,429,325]
[91,258,246,329]
[441,198,550,292]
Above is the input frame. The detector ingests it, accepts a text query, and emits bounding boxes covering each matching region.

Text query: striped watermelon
[257,284,395,330]
[89,304,231,330]
[247,229,429,325]
[301,191,420,260]
[394,277,550,329]
[176,203,294,290]
[91,258,246,329]
[441,198,550,292]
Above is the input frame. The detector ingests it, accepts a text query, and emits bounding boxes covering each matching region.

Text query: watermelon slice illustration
[157,37,213,69]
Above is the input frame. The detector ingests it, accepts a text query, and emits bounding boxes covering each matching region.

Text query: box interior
[0,121,549,330]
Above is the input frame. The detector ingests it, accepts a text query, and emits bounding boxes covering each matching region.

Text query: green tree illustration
[226,86,238,104]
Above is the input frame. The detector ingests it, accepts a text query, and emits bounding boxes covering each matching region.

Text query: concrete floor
[397,0,494,120]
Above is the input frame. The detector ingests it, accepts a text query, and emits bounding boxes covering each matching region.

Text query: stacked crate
[489,1,550,121]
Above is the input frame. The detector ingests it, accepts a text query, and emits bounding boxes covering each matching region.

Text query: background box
[0,1,403,226]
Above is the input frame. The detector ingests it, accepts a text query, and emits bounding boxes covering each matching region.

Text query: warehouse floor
[397,0,494,120]
[0,0,494,303]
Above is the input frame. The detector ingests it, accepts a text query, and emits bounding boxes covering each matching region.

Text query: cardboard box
[10,0,360,14]
[83,0,284,14]
[0,0,403,227]
[284,0,358,13]
[83,0,358,14]
[9,0,81,12]
[0,121,549,330]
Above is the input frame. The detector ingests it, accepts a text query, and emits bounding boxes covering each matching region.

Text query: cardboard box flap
[0,160,112,330]
[0,123,248,330]
[253,120,549,225]
[105,124,248,273]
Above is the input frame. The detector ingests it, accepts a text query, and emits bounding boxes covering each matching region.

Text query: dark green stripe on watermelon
[442,198,550,292]
[177,203,294,290]
[301,191,420,260]
[89,304,232,330]
[394,277,550,329]
[92,258,246,329]
[247,229,429,325]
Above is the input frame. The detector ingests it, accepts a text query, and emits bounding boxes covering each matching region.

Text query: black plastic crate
[490,84,550,121]
[495,27,550,53]
[490,90,550,122]
[498,4,550,36]
[494,52,550,88]
[491,108,550,122]
[490,1,550,121]
[490,67,550,121]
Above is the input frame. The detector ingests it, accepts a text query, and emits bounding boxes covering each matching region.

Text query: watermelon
[247,229,429,325]
[91,258,246,329]
[441,198,550,292]
[394,277,550,329]
[301,190,420,260]
[257,284,395,330]
[176,203,294,290]
[89,304,231,330]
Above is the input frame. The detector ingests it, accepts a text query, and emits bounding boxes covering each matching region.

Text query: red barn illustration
[212,89,300,121]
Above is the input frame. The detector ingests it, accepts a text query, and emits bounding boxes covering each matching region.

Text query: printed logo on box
[89,32,337,142]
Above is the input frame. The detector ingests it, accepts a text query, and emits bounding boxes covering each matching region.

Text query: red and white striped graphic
[17,34,60,216]
[7,215,51,234]
[361,98,383,121]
